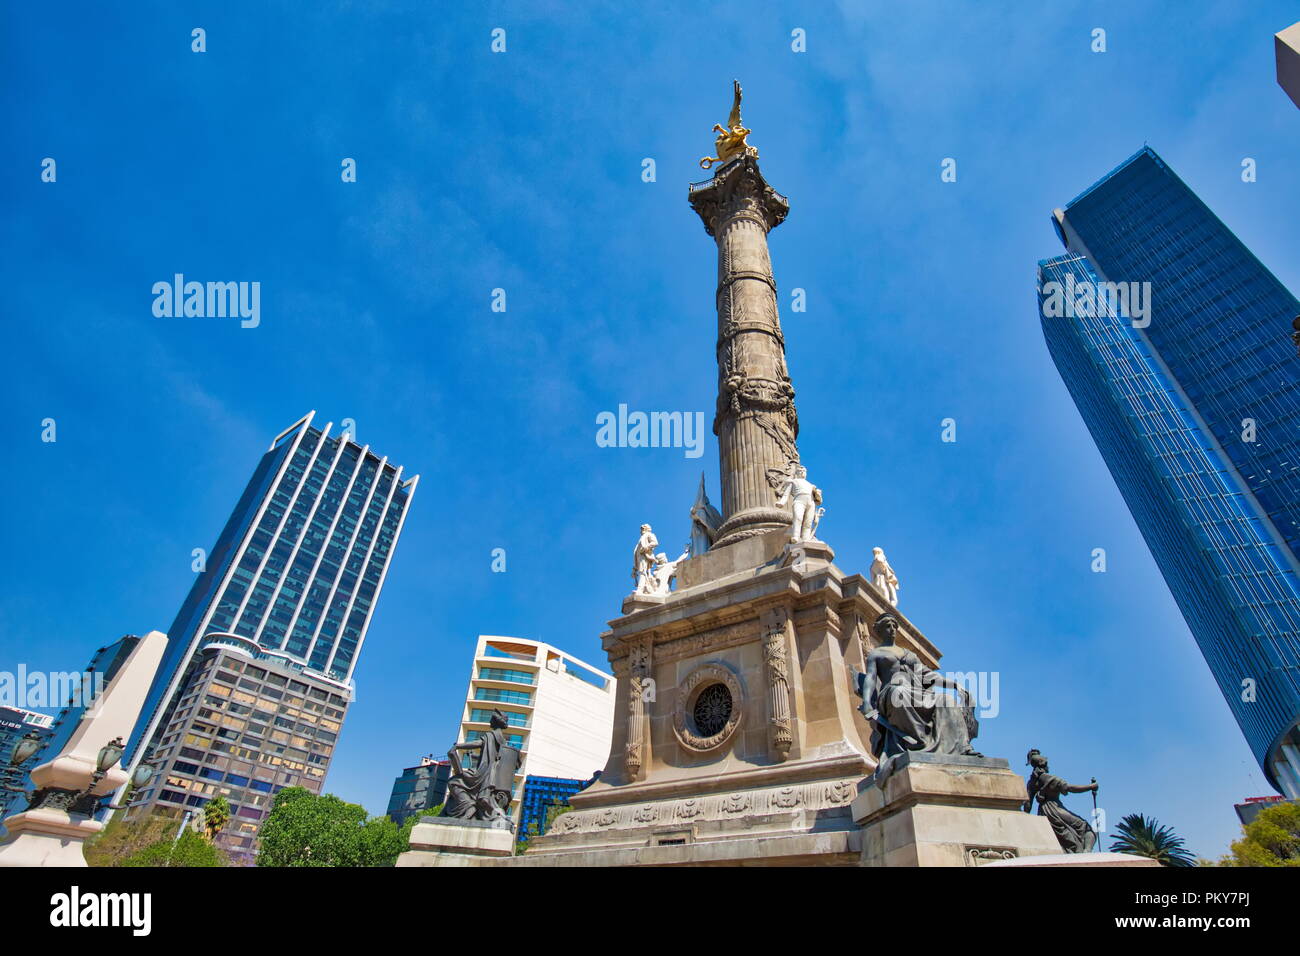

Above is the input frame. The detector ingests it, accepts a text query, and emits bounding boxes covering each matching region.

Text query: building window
[473,687,532,706]
[478,666,536,686]
[468,708,528,728]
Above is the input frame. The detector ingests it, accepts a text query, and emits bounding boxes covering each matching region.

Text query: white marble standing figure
[775,464,822,543]
[633,524,659,593]
[870,546,900,606]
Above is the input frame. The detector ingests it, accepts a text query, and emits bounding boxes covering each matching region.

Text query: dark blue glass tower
[125,411,418,770]
[517,773,597,843]
[1039,147,1300,796]
[386,759,451,826]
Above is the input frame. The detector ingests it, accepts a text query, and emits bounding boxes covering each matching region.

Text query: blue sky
[3,1,1298,858]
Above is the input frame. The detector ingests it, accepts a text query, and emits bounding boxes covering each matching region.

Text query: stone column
[689,156,799,548]
[761,607,794,761]
[624,638,652,782]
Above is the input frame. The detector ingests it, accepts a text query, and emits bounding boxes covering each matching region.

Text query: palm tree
[1109,813,1196,867]
[202,795,231,842]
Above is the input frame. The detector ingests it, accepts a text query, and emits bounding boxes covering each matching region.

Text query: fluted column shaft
[688,157,798,547]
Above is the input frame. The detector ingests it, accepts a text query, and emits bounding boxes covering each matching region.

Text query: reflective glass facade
[386,760,452,826]
[0,706,53,822]
[1040,147,1300,795]
[517,774,596,843]
[125,411,417,790]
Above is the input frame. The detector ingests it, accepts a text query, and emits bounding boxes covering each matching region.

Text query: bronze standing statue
[440,709,521,828]
[1023,749,1098,852]
[851,611,982,761]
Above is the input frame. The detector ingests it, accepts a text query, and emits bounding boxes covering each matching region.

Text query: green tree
[202,795,231,841]
[121,829,228,868]
[1221,801,1300,866]
[85,813,176,867]
[518,802,572,854]
[1109,813,1196,867]
[359,813,416,866]
[255,786,411,867]
[516,822,539,854]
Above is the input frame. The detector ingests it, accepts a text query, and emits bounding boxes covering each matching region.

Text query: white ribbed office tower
[119,411,418,863]
[456,636,615,817]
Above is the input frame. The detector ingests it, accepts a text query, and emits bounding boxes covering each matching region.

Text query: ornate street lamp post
[4,736,155,817]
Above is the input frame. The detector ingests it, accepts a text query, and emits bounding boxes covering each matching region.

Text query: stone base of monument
[0,808,107,867]
[394,817,515,867]
[852,753,1062,867]
[982,851,1159,867]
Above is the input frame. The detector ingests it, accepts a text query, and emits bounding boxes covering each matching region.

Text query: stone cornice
[601,559,943,674]
[687,155,790,237]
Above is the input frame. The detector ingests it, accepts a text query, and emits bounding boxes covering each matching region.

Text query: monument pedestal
[516,530,929,867]
[852,753,1062,867]
[395,817,515,867]
[0,808,108,867]
[0,631,167,868]
[983,851,1160,867]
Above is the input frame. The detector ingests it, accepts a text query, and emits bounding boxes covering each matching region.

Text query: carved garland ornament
[672,662,744,753]
[762,608,794,760]
[625,639,652,780]
[965,847,1018,866]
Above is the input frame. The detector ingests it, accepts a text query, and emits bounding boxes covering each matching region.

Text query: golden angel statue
[700,80,757,170]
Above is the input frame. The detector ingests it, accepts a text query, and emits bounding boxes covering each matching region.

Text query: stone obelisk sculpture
[493,84,892,867]
[0,631,167,867]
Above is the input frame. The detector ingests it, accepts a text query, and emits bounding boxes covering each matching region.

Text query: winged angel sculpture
[700,80,758,170]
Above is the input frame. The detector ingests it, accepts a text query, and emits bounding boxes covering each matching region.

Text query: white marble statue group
[629,463,901,606]
[632,524,690,596]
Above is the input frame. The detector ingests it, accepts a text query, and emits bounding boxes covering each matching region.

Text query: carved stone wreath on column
[673,663,744,754]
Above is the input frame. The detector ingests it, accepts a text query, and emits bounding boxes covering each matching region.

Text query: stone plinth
[982,851,1160,867]
[0,809,109,867]
[677,530,789,590]
[621,592,667,615]
[395,817,515,867]
[852,753,1062,867]
[519,531,934,867]
[0,631,167,868]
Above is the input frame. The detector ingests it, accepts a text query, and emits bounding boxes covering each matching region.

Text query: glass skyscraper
[0,706,53,823]
[517,773,597,843]
[1039,146,1300,796]
[386,758,451,826]
[121,411,417,857]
